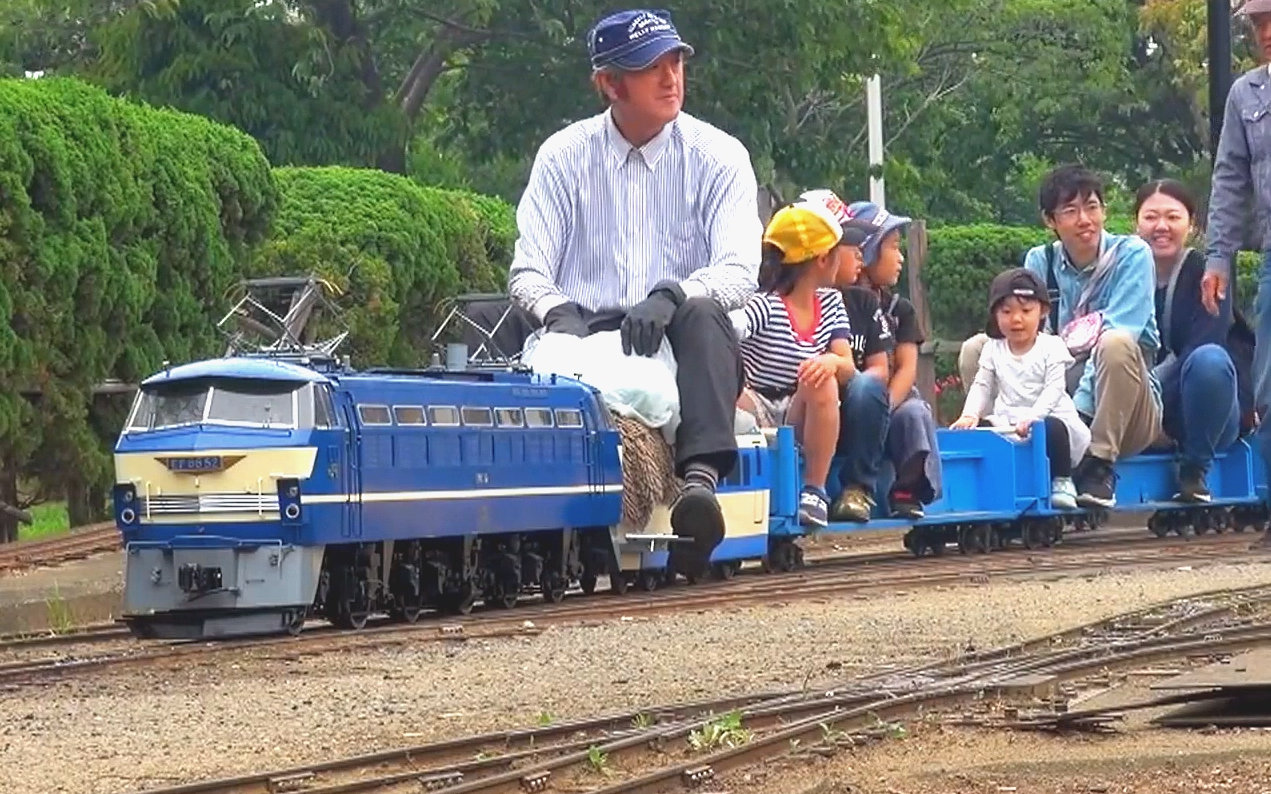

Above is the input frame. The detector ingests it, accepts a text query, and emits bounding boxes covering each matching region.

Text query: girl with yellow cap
[730,201,859,527]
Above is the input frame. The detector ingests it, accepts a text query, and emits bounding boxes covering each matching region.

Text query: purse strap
[1160,248,1191,353]
[1074,239,1122,315]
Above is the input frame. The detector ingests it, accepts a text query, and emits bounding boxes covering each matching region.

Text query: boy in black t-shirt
[846,201,944,519]
[800,190,894,522]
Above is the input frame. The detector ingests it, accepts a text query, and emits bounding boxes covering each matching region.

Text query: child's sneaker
[1050,476,1078,511]
[799,487,829,528]
[831,485,874,523]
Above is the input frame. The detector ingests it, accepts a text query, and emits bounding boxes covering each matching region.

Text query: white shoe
[1050,477,1078,511]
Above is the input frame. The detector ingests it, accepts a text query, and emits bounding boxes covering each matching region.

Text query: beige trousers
[959,330,1163,462]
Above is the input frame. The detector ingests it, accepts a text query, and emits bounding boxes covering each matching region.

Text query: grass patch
[18,502,70,542]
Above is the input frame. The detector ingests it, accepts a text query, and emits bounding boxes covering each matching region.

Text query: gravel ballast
[6,560,1271,794]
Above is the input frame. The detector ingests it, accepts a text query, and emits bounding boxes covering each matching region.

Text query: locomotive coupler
[177,562,224,594]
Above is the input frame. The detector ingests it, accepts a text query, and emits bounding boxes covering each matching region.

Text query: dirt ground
[0,552,123,634]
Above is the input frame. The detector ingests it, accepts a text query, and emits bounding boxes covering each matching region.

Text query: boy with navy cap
[462,8,763,583]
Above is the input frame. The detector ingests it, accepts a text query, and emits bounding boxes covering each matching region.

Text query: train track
[1,527,1265,684]
[118,582,1271,794]
[0,522,118,573]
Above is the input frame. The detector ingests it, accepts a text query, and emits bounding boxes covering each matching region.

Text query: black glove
[621,282,684,357]
[542,303,590,338]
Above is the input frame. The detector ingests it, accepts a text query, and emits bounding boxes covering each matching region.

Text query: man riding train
[461,8,763,579]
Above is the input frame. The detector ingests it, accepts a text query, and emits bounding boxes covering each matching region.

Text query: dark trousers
[977,416,1071,477]
[461,297,745,479]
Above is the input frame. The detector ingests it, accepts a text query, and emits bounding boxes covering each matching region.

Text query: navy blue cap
[587,9,695,72]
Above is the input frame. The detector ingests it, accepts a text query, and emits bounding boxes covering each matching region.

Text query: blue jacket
[1023,232,1161,417]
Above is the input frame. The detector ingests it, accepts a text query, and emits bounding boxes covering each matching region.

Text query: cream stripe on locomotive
[302,484,624,504]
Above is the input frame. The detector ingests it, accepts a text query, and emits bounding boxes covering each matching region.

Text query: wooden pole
[905,220,938,410]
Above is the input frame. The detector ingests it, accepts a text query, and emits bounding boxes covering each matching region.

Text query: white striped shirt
[507,109,762,320]
[732,289,852,394]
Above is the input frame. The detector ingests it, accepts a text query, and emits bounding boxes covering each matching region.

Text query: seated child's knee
[803,376,840,406]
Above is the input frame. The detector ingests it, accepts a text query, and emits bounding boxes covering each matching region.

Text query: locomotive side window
[393,405,426,425]
[461,406,494,427]
[358,404,392,425]
[524,407,554,428]
[428,406,460,426]
[555,408,583,428]
[312,384,337,428]
[495,408,524,427]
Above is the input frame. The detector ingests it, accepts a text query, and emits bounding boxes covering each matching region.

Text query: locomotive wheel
[1147,513,1170,538]
[440,584,477,616]
[580,570,598,595]
[541,573,567,604]
[286,610,307,637]
[772,541,799,572]
[1021,522,1046,550]
[926,534,947,556]
[392,604,423,624]
[636,570,661,592]
[903,530,922,557]
[968,525,991,555]
[610,573,629,595]
[712,561,739,580]
[336,603,369,631]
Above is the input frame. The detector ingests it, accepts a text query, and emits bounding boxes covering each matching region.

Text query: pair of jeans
[835,372,890,492]
[1253,254,1271,493]
[1159,344,1240,473]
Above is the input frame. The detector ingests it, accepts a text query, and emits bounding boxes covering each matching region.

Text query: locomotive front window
[126,378,303,431]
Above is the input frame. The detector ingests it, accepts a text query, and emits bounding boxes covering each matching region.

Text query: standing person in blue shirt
[1136,179,1253,502]
[1204,0,1271,513]
[458,9,763,580]
[960,164,1163,508]
[847,202,943,519]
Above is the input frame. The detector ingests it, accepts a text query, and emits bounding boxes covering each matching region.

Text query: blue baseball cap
[587,9,695,72]
[846,201,913,266]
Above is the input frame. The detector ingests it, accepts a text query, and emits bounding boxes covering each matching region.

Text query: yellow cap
[763,201,843,265]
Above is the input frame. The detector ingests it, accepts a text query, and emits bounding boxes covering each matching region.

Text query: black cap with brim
[838,218,882,247]
[985,268,1048,339]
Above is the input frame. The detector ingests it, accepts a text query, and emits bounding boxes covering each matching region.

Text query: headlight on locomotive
[276,477,303,524]
[113,483,139,527]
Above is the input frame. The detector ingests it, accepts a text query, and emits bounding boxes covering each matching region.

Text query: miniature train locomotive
[110,283,1271,639]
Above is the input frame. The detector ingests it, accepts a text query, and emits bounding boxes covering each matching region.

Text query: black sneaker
[1074,455,1118,509]
[669,483,725,578]
[889,488,925,519]
[1174,464,1212,503]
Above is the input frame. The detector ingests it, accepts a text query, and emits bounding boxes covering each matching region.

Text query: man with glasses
[959,164,1161,508]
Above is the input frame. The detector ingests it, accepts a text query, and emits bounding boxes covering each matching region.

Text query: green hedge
[251,167,514,367]
[0,76,278,526]
[920,224,1261,343]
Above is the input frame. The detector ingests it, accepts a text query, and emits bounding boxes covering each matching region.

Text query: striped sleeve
[735,293,771,340]
[820,289,852,343]
[507,141,575,320]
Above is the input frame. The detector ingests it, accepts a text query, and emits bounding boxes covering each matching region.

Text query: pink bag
[1056,241,1121,358]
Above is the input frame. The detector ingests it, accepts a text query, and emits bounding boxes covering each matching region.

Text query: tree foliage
[0,76,277,534]
[251,167,513,367]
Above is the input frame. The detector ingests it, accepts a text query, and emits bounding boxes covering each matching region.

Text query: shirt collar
[604,108,676,170]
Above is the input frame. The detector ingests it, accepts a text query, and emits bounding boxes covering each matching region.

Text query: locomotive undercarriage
[309,527,625,631]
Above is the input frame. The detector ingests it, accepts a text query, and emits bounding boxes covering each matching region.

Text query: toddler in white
[951,268,1091,510]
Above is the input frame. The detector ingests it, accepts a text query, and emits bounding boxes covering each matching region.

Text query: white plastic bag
[523,331,681,441]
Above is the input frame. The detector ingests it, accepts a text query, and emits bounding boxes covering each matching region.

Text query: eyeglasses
[1053,201,1105,222]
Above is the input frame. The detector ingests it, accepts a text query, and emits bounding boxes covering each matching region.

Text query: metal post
[1209,0,1233,158]
[866,74,885,207]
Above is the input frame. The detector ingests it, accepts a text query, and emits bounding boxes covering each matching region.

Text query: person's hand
[1201,271,1228,317]
[797,354,838,388]
[950,415,978,429]
[1015,419,1032,438]
[543,303,590,337]
[621,285,681,357]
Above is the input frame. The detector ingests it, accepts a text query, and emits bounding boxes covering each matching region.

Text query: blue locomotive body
[113,353,1270,640]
